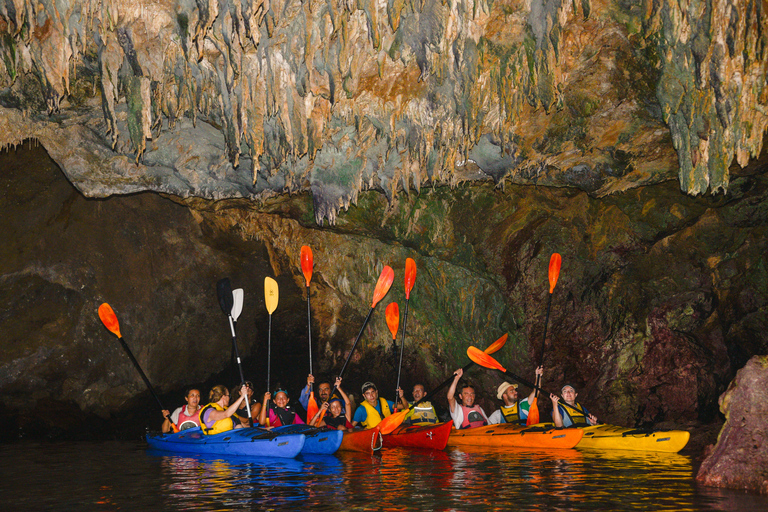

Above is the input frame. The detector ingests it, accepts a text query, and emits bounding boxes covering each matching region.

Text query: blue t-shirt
[353,399,396,423]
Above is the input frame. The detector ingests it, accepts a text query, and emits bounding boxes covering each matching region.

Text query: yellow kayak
[446,423,584,449]
[558,423,690,453]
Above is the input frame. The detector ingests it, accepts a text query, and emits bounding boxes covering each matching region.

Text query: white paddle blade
[231,289,244,321]
[264,277,279,314]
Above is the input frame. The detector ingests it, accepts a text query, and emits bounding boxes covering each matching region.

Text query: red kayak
[382,421,453,450]
[338,427,383,453]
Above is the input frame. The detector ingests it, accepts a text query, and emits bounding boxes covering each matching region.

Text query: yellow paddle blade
[484,333,508,354]
[98,303,122,338]
[264,277,279,314]
[378,409,409,435]
[467,346,507,372]
[371,266,394,308]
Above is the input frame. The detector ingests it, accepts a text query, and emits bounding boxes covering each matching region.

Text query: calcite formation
[1,0,767,225]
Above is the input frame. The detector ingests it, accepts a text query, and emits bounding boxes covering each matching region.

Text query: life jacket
[406,401,438,425]
[558,402,590,427]
[459,404,487,429]
[199,403,234,435]
[324,414,351,429]
[268,405,300,427]
[499,400,527,425]
[360,398,393,429]
[177,405,201,430]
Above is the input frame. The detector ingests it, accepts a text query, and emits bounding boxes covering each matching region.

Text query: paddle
[264,277,279,395]
[527,253,562,425]
[325,266,395,412]
[386,302,400,402]
[97,303,179,433]
[301,245,320,421]
[377,333,508,435]
[217,278,251,419]
[466,346,589,418]
[395,258,416,406]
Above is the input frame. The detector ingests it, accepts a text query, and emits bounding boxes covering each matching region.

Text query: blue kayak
[272,424,344,454]
[145,426,305,459]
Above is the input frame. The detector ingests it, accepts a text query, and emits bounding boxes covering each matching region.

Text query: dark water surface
[1,440,766,511]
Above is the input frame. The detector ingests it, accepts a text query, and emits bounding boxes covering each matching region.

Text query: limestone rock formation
[696,355,768,495]
[1,1,767,225]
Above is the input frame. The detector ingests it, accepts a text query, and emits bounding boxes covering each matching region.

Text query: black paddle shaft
[327,306,374,401]
[395,299,409,402]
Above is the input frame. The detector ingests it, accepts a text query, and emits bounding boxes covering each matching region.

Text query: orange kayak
[338,427,383,453]
[382,421,453,450]
[446,423,583,449]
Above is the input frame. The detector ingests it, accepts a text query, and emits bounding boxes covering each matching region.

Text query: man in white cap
[550,384,598,427]
[488,366,543,425]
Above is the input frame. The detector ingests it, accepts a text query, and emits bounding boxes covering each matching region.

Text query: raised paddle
[527,253,562,425]
[98,303,179,433]
[377,333,508,435]
[217,278,251,419]
[466,346,590,418]
[301,245,320,421]
[395,258,416,406]
[264,277,279,394]
[385,302,400,402]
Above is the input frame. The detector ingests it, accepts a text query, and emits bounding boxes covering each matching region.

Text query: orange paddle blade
[378,409,409,435]
[371,266,395,308]
[98,303,122,338]
[526,397,540,426]
[484,333,508,355]
[385,302,399,339]
[306,392,319,420]
[404,258,417,299]
[301,246,313,287]
[467,346,507,372]
[549,253,562,293]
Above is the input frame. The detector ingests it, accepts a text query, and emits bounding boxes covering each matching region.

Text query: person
[352,382,408,429]
[161,387,202,432]
[259,388,305,428]
[198,384,249,435]
[550,384,599,427]
[232,381,262,427]
[299,374,334,409]
[403,383,439,426]
[447,368,489,429]
[488,366,543,425]
[309,377,353,430]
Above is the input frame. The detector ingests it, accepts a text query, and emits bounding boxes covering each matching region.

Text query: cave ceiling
[1,0,766,225]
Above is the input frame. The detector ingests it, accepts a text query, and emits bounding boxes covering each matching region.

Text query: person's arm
[336,382,353,425]
[299,374,313,409]
[310,402,329,427]
[352,404,366,427]
[527,366,543,403]
[161,409,172,433]
[550,394,563,427]
[258,392,271,427]
[395,387,408,410]
[447,368,462,413]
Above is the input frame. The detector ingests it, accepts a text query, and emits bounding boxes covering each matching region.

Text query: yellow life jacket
[199,402,234,435]
[360,398,392,429]
[559,401,589,426]
[405,401,438,425]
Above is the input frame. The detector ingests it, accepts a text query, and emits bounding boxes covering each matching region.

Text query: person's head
[561,385,577,405]
[458,383,476,407]
[328,398,343,418]
[185,388,201,408]
[496,382,518,405]
[362,382,378,405]
[242,381,254,399]
[274,388,289,408]
[412,384,426,402]
[318,381,332,402]
[209,385,230,405]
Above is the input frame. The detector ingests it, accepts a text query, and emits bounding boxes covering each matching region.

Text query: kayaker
[447,368,489,429]
[352,382,408,429]
[259,388,305,428]
[488,366,543,425]
[550,385,598,427]
[199,384,249,435]
[404,383,439,426]
[232,381,262,427]
[161,387,201,432]
[309,377,354,430]
[299,374,334,409]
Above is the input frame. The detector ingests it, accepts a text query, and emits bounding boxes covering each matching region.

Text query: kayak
[145,426,305,459]
[574,423,690,453]
[272,424,344,454]
[339,427,383,453]
[446,423,583,449]
[382,421,453,450]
